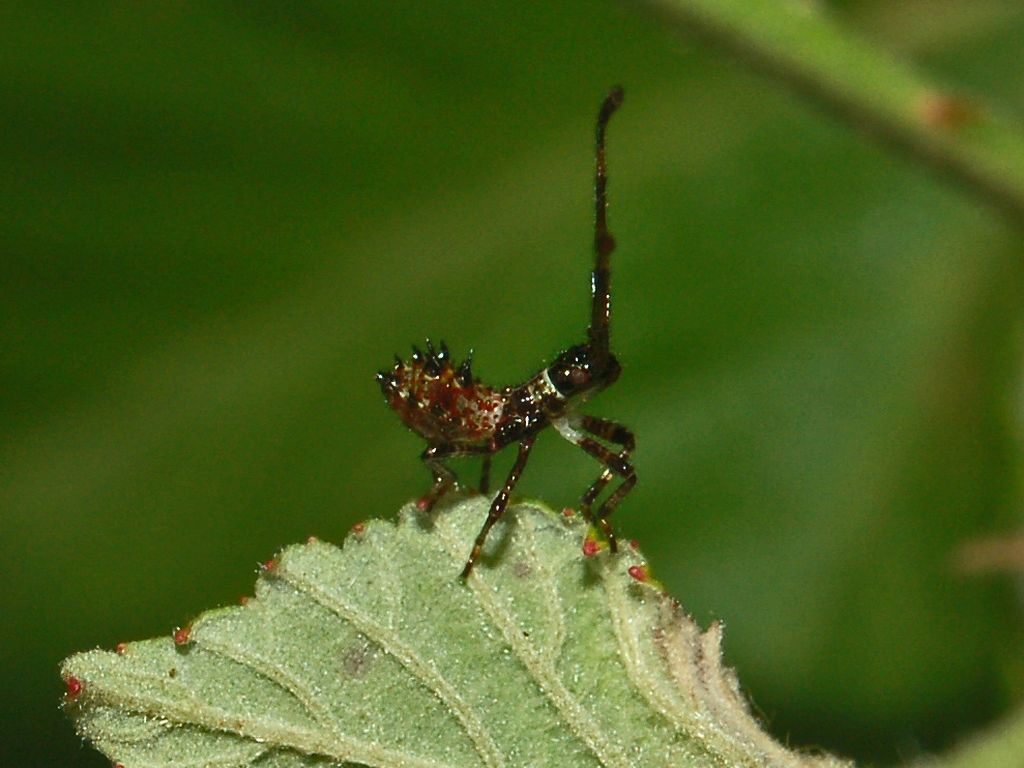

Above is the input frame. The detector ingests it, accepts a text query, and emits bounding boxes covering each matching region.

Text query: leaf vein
[194,631,357,756]
[280,564,506,768]
[82,668,334,759]
[518,509,568,663]
[434,510,632,768]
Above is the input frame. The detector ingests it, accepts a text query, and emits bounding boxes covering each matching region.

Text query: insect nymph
[377,87,634,577]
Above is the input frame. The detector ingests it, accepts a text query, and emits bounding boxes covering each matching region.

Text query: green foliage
[62,498,850,767]
[4,1,1024,765]
[643,0,1024,225]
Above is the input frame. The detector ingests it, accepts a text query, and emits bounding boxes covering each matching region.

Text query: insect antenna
[588,86,624,369]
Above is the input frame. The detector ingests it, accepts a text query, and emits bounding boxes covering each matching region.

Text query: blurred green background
[4,2,1024,765]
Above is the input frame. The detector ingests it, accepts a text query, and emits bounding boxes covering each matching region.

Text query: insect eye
[550,364,589,395]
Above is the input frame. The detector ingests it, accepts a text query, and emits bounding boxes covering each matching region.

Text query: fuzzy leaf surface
[62,498,848,768]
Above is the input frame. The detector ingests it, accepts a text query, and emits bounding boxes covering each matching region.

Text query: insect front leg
[553,415,636,552]
[461,435,536,579]
[581,415,636,551]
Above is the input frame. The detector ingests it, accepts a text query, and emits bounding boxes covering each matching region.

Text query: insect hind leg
[418,441,501,511]
[417,445,461,511]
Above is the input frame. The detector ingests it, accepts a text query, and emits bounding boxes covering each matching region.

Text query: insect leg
[593,463,636,541]
[556,415,636,553]
[575,440,635,552]
[419,444,496,511]
[584,418,636,534]
[418,444,459,511]
[581,415,635,450]
[461,435,536,579]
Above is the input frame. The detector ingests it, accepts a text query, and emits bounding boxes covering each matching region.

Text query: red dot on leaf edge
[65,676,83,698]
[628,564,649,582]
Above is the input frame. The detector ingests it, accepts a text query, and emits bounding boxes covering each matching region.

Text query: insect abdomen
[377,343,504,447]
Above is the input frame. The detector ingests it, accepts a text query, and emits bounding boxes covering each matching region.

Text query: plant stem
[635,0,1024,227]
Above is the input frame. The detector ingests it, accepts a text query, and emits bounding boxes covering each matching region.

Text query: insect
[377,86,634,577]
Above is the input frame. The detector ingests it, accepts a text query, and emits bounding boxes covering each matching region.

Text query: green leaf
[61,497,848,768]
